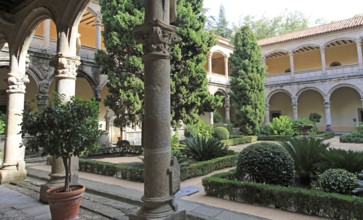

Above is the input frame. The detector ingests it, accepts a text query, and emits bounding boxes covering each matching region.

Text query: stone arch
[13,7,54,57]
[323,37,357,48]
[293,44,320,53]
[77,69,98,88]
[266,89,292,104]
[26,65,45,86]
[296,87,325,101]
[214,88,229,98]
[210,49,228,58]
[328,84,363,100]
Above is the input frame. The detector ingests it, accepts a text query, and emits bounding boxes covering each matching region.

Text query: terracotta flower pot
[46,184,85,220]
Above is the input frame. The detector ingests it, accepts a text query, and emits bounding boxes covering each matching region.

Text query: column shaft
[208,53,212,75]
[320,46,326,74]
[289,51,295,77]
[224,57,229,82]
[356,39,363,70]
[324,101,332,131]
[292,102,298,120]
[43,19,51,48]
[265,104,270,125]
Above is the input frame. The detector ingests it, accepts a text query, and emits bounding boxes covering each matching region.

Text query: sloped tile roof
[258,16,363,46]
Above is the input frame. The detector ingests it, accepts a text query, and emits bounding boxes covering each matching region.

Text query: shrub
[236,142,295,186]
[221,137,247,146]
[183,136,230,161]
[309,112,322,124]
[279,137,329,185]
[203,170,363,219]
[268,115,295,136]
[320,149,363,173]
[314,169,358,195]
[293,118,313,135]
[340,132,363,143]
[184,119,214,139]
[213,127,229,140]
[171,131,188,166]
[213,111,222,123]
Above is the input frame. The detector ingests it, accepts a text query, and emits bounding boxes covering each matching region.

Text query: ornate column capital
[356,39,362,47]
[95,12,102,26]
[135,19,179,55]
[320,45,325,53]
[50,53,81,79]
[7,74,29,94]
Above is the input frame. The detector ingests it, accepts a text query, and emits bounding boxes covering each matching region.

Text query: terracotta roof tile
[257,16,363,46]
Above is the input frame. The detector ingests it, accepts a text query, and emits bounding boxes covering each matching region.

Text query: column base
[0,165,27,184]
[325,125,332,132]
[129,210,186,220]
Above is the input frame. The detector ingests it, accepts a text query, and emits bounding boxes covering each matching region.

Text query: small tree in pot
[21,95,101,219]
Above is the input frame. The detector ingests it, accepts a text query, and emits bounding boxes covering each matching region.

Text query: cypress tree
[97,0,221,131]
[230,25,266,135]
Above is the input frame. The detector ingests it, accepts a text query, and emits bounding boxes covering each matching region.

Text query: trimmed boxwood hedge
[76,154,238,182]
[221,136,256,146]
[202,170,363,219]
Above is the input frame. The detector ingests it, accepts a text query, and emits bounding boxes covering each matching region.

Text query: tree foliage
[171,0,222,127]
[240,10,309,40]
[209,5,232,39]
[96,0,144,133]
[229,25,265,135]
[97,0,222,131]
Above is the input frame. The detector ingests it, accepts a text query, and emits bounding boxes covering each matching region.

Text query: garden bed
[77,154,238,182]
[202,170,363,219]
[221,136,257,146]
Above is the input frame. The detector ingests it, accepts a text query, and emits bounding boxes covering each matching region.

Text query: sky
[203,0,363,27]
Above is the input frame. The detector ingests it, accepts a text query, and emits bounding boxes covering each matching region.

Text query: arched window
[330,61,342,67]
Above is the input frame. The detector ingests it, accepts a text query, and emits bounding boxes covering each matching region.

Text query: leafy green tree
[229,25,265,135]
[96,0,144,135]
[97,0,221,132]
[241,10,310,39]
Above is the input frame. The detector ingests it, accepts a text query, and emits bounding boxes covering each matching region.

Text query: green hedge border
[221,136,256,146]
[202,170,363,219]
[76,154,238,182]
[257,132,335,141]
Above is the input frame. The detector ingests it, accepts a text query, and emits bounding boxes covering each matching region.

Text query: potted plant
[21,94,101,220]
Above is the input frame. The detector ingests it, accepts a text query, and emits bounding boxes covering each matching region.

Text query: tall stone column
[292,100,298,120]
[43,19,51,49]
[0,55,29,184]
[95,13,102,50]
[289,50,295,77]
[324,100,332,131]
[39,53,81,202]
[132,1,185,219]
[265,103,270,125]
[209,112,214,125]
[224,57,229,82]
[225,97,230,122]
[207,53,212,75]
[320,46,327,74]
[356,39,363,70]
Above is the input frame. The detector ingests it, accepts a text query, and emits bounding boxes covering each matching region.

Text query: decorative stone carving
[135,19,179,55]
[50,53,81,79]
[7,74,29,93]
[39,79,50,93]
[94,85,102,101]
[95,12,102,26]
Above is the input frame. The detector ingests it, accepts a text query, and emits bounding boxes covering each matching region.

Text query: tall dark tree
[97,0,221,131]
[230,25,265,135]
[170,0,222,127]
[213,5,232,39]
[96,0,144,135]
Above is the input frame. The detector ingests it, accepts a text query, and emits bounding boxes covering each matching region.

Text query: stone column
[289,50,295,77]
[207,53,212,75]
[39,53,81,202]
[225,97,230,122]
[265,103,270,125]
[43,19,51,49]
[324,100,332,131]
[356,39,363,70]
[320,46,327,74]
[0,55,29,184]
[224,57,229,82]
[132,1,185,219]
[95,13,102,50]
[292,99,298,120]
[209,112,214,124]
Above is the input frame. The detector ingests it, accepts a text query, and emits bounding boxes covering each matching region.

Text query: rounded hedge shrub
[213,127,229,140]
[236,142,295,186]
[315,168,357,195]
